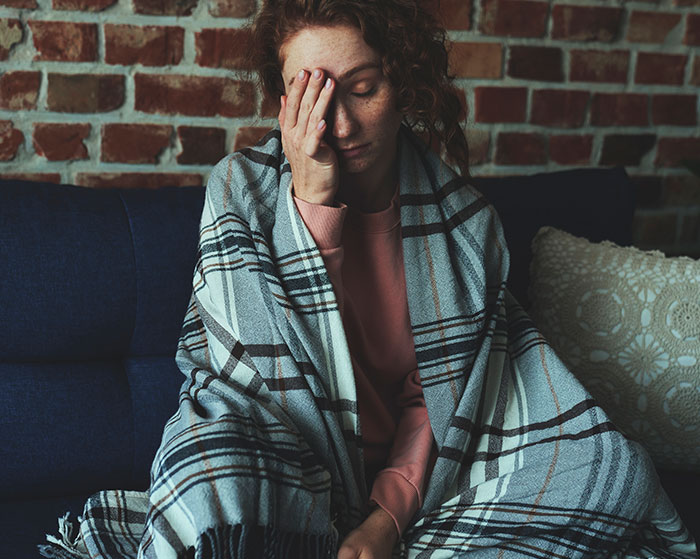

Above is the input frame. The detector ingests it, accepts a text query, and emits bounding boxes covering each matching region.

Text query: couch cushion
[0,495,86,559]
[119,187,205,356]
[1,181,136,361]
[529,226,700,472]
[0,180,205,499]
[0,361,133,499]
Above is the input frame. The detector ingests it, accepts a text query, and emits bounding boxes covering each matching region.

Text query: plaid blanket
[41,128,696,559]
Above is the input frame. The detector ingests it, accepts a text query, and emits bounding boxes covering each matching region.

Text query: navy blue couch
[1,169,697,557]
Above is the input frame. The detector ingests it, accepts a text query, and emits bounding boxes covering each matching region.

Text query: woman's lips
[338,143,369,158]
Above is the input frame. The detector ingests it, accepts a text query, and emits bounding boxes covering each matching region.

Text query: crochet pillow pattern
[529,226,700,472]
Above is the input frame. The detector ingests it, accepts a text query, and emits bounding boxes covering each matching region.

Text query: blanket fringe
[38,512,90,559]
[194,524,338,559]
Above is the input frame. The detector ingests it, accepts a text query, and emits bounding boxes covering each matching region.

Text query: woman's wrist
[291,182,337,207]
[367,503,400,541]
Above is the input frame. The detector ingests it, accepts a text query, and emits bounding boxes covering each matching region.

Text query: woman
[41,1,696,558]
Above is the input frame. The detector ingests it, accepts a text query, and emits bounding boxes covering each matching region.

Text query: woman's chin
[339,148,384,176]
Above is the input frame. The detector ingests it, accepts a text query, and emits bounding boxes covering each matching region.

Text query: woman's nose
[329,101,357,139]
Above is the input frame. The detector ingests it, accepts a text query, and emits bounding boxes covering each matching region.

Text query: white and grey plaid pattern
[41,128,696,559]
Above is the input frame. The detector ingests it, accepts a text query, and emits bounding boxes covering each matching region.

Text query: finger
[296,68,325,136]
[278,95,286,128]
[303,118,327,158]
[306,77,334,136]
[283,69,308,129]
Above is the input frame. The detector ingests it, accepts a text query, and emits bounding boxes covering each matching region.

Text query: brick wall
[1,0,699,254]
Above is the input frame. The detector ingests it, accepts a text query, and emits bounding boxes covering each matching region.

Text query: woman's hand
[337,506,399,559]
[279,68,339,206]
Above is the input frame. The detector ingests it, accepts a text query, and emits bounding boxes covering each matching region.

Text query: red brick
[627,11,681,43]
[47,74,125,113]
[76,172,203,188]
[495,132,546,165]
[135,74,255,117]
[0,71,41,110]
[656,137,700,167]
[664,175,700,206]
[0,172,62,183]
[449,42,502,79]
[427,0,472,30]
[591,93,648,126]
[29,21,97,62]
[208,0,255,17]
[53,0,116,10]
[651,95,697,126]
[551,5,623,42]
[466,129,490,165]
[0,0,36,7]
[474,87,526,123]
[693,56,700,85]
[33,122,90,161]
[479,0,548,38]
[233,126,272,151]
[633,212,678,246]
[685,14,700,45]
[570,50,629,83]
[133,0,197,15]
[195,28,252,70]
[549,134,593,165]
[600,134,656,166]
[0,19,23,60]
[635,53,687,85]
[0,120,23,161]
[176,126,226,165]
[105,24,184,66]
[530,89,588,128]
[101,123,172,164]
[507,46,562,82]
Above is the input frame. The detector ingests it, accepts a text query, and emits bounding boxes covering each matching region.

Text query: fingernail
[325,78,332,89]
[313,69,322,80]
[297,69,306,80]
[317,119,325,130]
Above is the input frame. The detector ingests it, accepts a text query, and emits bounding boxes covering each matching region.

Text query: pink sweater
[294,187,435,537]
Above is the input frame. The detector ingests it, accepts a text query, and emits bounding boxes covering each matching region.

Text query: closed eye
[351,86,377,98]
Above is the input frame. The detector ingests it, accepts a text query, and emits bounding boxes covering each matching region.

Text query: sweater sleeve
[293,194,347,307]
[369,369,435,537]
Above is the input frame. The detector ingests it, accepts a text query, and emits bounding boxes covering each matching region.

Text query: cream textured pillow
[529,226,700,472]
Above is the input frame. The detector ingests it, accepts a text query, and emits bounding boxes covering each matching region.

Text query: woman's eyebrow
[335,62,381,82]
[286,62,381,87]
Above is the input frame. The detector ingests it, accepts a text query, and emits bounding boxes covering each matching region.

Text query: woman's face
[279,24,403,186]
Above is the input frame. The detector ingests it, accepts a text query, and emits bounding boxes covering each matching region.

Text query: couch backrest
[0,167,636,499]
[0,180,204,499]
[474,167,636,305]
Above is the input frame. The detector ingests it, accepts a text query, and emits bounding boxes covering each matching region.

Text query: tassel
[38,512,90,559]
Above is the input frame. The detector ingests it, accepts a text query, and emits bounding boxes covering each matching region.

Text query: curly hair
[248,0,470,177]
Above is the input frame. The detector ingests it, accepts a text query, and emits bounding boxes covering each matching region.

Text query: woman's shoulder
[209,128,283,182]
[205,129,285,214]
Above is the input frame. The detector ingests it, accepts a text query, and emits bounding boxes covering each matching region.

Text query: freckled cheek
[361,99,401,134]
